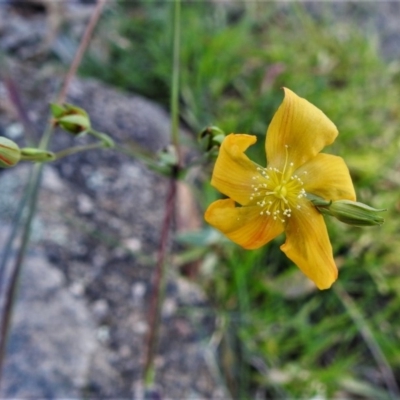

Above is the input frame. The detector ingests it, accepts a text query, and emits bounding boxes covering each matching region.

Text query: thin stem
[334,283,400,400]
[143,0,181,386]
[54,142,104,160]
[56,0,107,105]
[0,169,33,292]
[0,163,42,381]
[143,178,177,384]
[88,129,114,148]
[170,0,181,165]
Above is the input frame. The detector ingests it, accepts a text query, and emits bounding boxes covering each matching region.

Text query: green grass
[82,2,400,398]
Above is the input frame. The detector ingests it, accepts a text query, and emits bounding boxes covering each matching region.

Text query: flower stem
[170,0,182,166]
[0,164,42,382]
[54,142,105,160]
[56,0,107,105]
[143,0,181,387]
[143,178,177,385]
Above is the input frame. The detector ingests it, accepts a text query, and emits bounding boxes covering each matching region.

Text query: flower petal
[211,134,260,206]
[266,88,338,171]
[281,203,337,290]
[205,198,284,249]
[297,153,356,201]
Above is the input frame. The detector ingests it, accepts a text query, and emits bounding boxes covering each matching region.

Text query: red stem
[57,0,107,104]
[143,176,177,383]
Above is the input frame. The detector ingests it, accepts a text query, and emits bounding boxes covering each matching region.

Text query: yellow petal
[281,203,337,290]
[297,153,356,201]
[211,134,260,206]
[266,88,338,171]
[205,198,284,249]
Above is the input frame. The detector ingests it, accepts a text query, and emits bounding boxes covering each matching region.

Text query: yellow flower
[205,88,356,290]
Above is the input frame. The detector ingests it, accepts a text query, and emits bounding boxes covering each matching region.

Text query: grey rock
[0,252,98,398]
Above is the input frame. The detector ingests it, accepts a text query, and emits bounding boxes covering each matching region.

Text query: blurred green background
[82,2,400,399]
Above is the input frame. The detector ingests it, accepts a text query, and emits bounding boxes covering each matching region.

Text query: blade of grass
[231,261,250,398]
[334,282,400,400]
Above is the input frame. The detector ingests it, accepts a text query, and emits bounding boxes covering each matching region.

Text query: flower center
[249,147,307,223]
[274,184,287,199]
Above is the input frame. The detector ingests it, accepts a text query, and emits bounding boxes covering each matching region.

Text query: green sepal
[326,200,385,226]
[58,115,90,129]
[20,148,56,162]
[50,103,65,118]
[309,194,385,227]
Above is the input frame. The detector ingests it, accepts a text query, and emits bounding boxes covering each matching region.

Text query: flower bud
[20,148,56,163]
[0,137,21,168]
[198,126,226,153]
[325,200,385,226]
[309,194,385,227]
[51,103,91,135]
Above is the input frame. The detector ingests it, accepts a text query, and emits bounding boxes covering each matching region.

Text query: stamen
[249,154,306,220]
[282,145,289,175]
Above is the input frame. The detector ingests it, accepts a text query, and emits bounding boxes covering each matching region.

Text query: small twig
[334,283,400,399]
[57,0,107,105]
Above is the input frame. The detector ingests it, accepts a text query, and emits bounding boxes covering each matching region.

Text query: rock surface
[0,250,98,398]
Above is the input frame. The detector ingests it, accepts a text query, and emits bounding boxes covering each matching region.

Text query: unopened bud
[198,126,226,153]
[51,103,91,135]
[0,137,21,168]
[309,194,385,227]
[20,148,56,163]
